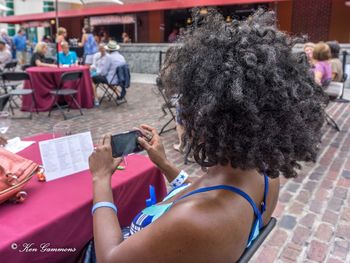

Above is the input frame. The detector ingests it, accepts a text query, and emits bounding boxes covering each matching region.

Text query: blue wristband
[91,202,118,215]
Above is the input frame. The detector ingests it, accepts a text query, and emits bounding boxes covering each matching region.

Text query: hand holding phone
[111,130,143,158]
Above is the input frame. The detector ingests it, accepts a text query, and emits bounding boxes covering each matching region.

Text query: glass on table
[0,111,11,135]
[53,122,72,138]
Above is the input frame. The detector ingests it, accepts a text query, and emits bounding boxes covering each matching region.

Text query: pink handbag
[0,148,39,204]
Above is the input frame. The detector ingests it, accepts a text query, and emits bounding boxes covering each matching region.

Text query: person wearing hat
[91,40,126,99]
[0,39,12,71]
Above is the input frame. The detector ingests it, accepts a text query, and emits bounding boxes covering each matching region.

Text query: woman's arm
[137,124,191,184]
[36,60,56,68]
[79,34,87,47]
[314,71,323,86]
[89,134,124,260]
[89,134,203,263]
[332,72,338,81]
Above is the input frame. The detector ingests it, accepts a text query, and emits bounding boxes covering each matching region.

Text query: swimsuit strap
[174,184,263,229]
[261,173,269,214]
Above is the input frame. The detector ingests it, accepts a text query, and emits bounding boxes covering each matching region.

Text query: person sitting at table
[86,9,327,263]
[313,42,332,87]
[58,41,78,67]
[0,136,6,146]
[91,40,126,100]
[327,41,343,82]
[0,39,12,71]
[30,42,56,68]
[90,43,109,106]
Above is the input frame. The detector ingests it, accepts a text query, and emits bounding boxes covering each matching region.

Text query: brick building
[0,0,349,43]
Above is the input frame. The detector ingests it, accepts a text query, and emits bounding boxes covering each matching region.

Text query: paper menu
[5,137,35,153]
[38,132,94,182]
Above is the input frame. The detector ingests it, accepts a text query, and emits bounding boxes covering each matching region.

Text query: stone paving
[6,82,350,262]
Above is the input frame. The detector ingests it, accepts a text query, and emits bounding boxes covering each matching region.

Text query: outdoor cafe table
[22,66,94,112]
[0,134,167,263]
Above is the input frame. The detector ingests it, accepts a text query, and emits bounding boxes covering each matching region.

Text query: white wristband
[170,170,189,188]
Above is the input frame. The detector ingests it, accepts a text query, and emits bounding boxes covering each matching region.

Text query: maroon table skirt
[22,66,94,112]
[0,134,167,263]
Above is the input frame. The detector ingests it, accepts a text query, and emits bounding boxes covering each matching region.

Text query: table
[0,134,167,263]
[22,66,94,112]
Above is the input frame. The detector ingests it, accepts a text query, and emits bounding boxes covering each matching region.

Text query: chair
[155,76,177,135]
[1,72,38,119]
[237,217,277,263]
[48,71,83,120]
[323,81,343,132]
[21,64,31,71]
[97,64,130,106]
[336,73,348,102]
[3,60,18,72]
[0,94,10,111]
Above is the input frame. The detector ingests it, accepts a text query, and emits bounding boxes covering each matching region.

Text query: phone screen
[111,131,143,158]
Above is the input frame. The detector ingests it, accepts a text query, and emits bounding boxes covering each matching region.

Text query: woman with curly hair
[87,9,327,263]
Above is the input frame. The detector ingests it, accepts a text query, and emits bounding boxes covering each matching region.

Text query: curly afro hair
[161,8,328,178]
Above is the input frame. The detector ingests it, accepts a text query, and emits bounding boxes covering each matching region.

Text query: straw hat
[105,40,120,51]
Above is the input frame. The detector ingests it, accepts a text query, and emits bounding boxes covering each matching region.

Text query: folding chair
[0,94,10,111]
[324,81,343,132]
[48,71,83,120]
[237,217,277,263]
[21,64,31,71]
[2,72,38,119]
[336,73,348,102]
[155,77,177,135]
[3,60,18,72]
[98,64,130,106]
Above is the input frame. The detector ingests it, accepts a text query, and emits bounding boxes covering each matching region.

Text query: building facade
[0,0,349,43]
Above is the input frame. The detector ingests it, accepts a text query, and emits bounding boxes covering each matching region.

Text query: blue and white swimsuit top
[125,174,269,247]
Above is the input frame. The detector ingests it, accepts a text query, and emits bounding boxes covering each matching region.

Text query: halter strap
[174,185,264,229]
[261,174,269,214]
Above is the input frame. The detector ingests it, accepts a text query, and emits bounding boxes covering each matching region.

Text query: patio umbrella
[53,0,124,65]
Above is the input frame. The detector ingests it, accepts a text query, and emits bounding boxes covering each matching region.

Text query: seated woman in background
[303,42,315,65]
[313,42,332,86]
[87,9,327,263]
[58,41,78,67]
[30,42,56,68]
[327,41,343,82]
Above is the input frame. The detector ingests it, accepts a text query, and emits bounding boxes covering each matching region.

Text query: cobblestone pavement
[7,83,350,262]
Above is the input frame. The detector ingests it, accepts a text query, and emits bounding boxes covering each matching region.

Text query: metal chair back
[2,72,30,82]
[4,60,18,72]
[58,71,83,90]
[0,94,10,111]
[21,64,31,71]
[237,217,277,263]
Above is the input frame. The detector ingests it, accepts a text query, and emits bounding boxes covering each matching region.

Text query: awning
[0,0,289,24]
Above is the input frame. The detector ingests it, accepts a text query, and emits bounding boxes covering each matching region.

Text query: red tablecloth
[22,66,94,112]
[0,134,167,263]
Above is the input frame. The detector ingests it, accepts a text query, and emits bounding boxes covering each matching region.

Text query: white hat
[105,40,120,51]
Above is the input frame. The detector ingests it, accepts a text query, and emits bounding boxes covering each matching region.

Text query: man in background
[13,29,27,65]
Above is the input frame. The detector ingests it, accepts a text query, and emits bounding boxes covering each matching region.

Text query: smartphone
[111,130,143,158]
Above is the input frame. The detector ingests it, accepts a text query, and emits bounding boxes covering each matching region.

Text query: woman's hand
[0,136,7,146]
[89,134,122,182]
[137,124,168,170]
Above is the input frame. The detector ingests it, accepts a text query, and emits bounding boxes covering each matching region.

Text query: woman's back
[84,33,98,55]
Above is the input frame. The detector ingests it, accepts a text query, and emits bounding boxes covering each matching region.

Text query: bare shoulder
[112,198,240,263]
